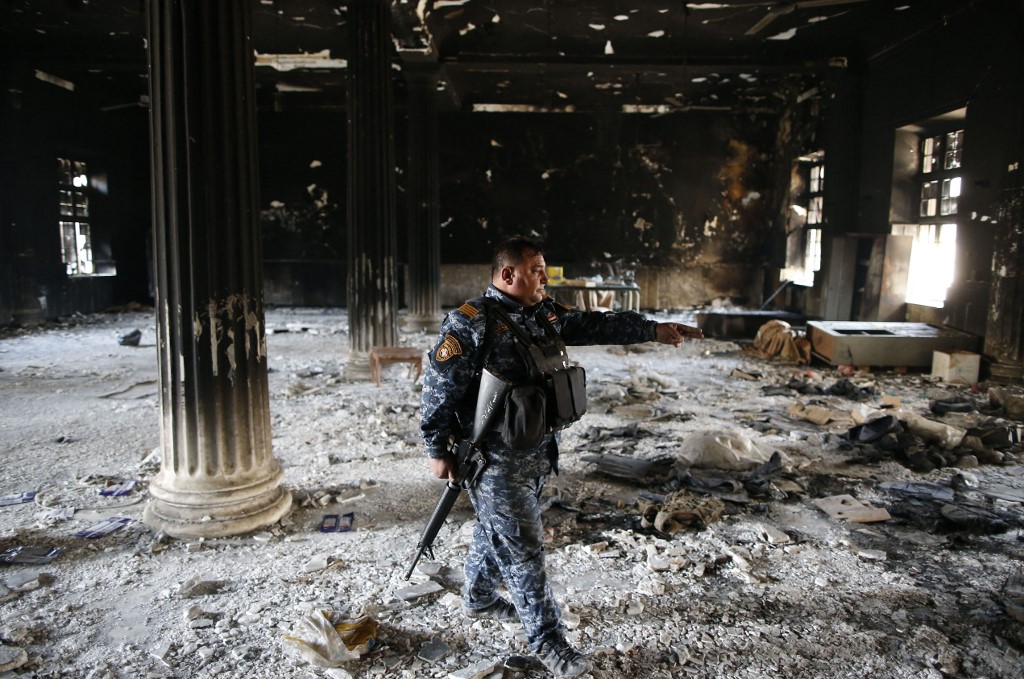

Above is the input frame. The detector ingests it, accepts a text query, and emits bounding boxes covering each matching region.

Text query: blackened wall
[257,109,348,306]
[257,108,786,308]
[853,1,1023,335]
[0,66,151,325]
[435,110,778,304]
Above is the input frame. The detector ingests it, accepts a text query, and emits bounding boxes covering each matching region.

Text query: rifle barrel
[405,482,461,579]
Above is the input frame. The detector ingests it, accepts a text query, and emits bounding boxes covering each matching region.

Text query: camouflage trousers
[464,472,565,652]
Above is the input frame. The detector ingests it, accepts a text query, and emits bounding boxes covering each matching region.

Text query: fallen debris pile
[0,308,1022,678]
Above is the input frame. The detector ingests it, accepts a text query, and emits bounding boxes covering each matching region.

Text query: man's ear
[502,266,515,284]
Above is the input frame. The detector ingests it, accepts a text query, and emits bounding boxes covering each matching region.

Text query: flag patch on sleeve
[436,334,463,361]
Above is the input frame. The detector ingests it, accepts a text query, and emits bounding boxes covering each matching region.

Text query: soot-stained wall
[0,66,151,325]
[258,110,349,306]
[855,2,1023,337]
[436,110,778,305]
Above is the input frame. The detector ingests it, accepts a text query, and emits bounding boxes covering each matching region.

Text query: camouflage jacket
[420,284,657,476]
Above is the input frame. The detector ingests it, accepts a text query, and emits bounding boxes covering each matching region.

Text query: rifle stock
[405,369,511,580]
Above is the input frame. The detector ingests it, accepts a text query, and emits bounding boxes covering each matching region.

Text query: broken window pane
[805,228,822,273]
[920,181,938,217]
[809,164,824,193]
[808,196,823,225]
[782,155,824,287]
[944,129,964,170]
[57,156,96,277]
[940,177,960,215]
[921,136,940,174]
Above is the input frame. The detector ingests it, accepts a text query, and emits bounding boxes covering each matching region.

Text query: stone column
[143,0,290,538]
[402,64,444,333]
[985,188,1024,382]
[345,0,399,376]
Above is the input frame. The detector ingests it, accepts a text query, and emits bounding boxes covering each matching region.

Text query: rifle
[405,368,511,580]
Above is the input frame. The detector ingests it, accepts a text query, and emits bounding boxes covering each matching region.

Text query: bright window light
[783,228,822,287]
[894,222,957,307]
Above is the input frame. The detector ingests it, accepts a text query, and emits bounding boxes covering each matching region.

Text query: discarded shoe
[117,328,142,346]
[464,597,520,622]
[847,415,901,444]
[537,639,591,678]
[965,422,1022,449]
[930,396,974,415]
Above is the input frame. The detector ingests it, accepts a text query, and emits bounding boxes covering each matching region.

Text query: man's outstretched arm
[654,321,704,346]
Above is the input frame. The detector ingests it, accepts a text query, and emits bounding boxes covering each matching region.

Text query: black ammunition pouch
[485,301,587,450]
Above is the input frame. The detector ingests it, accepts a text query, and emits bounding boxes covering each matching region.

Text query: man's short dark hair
[492,237,544,277]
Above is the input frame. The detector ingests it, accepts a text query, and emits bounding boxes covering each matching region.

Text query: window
[58,157,95,276]
[893,124,963,307]
[893,223,957,307]
[918,130,962,219]
[782,154,824,287]
[57,157,115,277]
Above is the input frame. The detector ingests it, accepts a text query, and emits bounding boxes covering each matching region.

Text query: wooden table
[546,281,641,312]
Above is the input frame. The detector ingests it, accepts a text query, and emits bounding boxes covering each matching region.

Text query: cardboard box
[931,350,980,385]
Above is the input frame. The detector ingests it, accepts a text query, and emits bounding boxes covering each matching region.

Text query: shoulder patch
[457,303,479,318]
[435,334,463,361]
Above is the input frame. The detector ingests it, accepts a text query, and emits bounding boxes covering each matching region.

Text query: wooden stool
[369,346,423,386]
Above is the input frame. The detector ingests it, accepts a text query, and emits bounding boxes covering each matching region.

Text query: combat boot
[463,597,520,622]
[537,638,591,678]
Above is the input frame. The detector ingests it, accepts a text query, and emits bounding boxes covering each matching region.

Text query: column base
[344,349,372,381]
[987,359,1024,384]
[144,473,292,539]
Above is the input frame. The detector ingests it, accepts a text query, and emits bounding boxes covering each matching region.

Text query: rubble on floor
[0,307,1022,678]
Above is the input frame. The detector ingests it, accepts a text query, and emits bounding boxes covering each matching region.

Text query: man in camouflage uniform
[420,237,702,677]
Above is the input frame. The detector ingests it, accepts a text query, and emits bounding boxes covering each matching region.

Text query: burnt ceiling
[0,0,992,115]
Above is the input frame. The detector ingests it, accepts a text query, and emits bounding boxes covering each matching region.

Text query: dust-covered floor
[0,307,1022,679]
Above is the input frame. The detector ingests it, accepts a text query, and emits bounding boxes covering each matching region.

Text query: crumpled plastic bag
[677,430,776,471]
[282,610,378,668]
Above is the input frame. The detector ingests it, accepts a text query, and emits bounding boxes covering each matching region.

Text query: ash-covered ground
[0,307,1022,679]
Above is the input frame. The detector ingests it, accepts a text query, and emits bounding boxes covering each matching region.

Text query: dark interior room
[1,2,1022,678]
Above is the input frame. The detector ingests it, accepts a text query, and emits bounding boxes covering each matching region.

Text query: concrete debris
[417,636,450,663]
[0,644,29,672]
[396,581,444,601]
[447,659,500,679]
[178,578,229,598]
[813,495,891,523]
[2,308,1024,678]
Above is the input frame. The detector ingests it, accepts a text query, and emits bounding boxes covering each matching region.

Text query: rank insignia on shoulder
[547,313,559,323]
[456,303,479,318]
[436,334,463,361]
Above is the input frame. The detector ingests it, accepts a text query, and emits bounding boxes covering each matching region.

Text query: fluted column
[985,188,1024,382]
[143,0,290,538]
[402,64,443,332]
[346,0,399,376]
